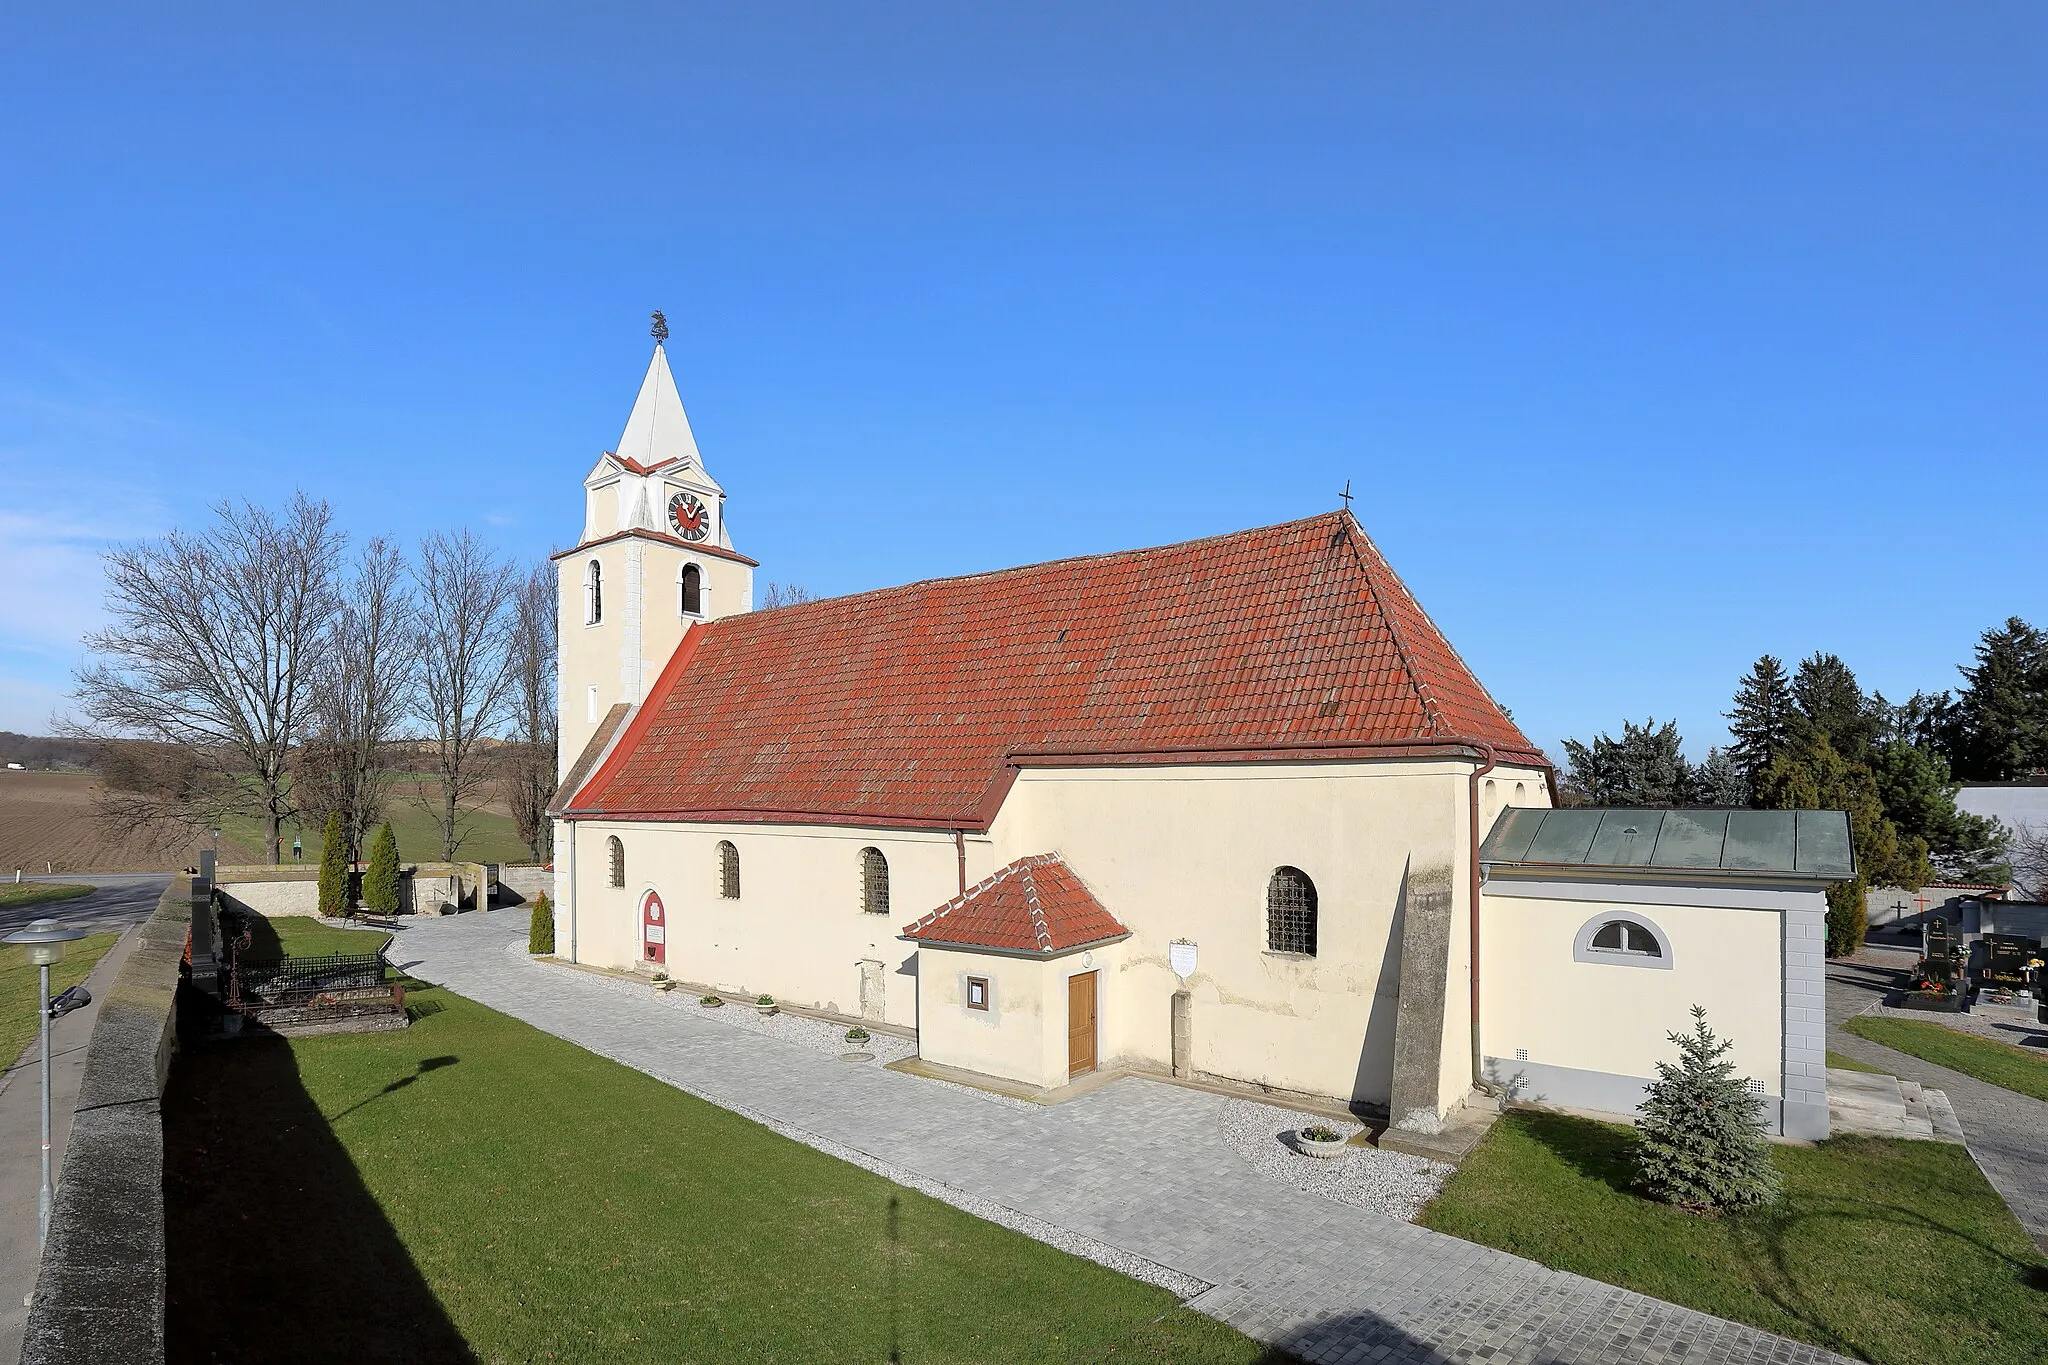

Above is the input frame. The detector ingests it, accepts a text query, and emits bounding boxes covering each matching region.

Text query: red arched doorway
[641,890,666,966]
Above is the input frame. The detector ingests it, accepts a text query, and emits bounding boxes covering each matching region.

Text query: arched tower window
[717,840,740,900]
[859,847,890,916]
[679,563,703,617]
[1266,866,1318,956]
[585,560,604,625]
[607,835,625,888]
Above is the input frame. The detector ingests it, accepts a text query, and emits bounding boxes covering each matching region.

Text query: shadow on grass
[164,1038,477,1364]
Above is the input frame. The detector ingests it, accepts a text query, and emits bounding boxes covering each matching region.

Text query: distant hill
[0,733,97,770]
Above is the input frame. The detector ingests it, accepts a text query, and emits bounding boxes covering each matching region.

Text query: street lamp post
[5,919,88,1249]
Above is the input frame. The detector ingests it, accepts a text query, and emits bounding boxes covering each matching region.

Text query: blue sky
[2,4,2042,760]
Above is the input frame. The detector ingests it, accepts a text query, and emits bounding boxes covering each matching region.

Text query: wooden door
[1067,970,1098,1078]
[642,891,666,965]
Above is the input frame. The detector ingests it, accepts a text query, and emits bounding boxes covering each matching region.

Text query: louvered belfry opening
[1266,866,1317,955]
[717,840,740,899]
[859,847,890,915]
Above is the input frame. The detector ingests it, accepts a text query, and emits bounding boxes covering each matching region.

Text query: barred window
[717,840,740,900]
[608,835,625,888]
[859,847,890,916]
[1591,920,1661,957]
[1266,866,1317,955]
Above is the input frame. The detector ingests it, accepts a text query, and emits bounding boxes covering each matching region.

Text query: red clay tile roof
[567,511,1546,828]
[900,854,1128,955]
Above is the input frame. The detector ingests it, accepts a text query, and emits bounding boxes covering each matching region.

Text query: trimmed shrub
[316,810,349,917]
[528,893,554,955]
[1632,1005,1782,1211]
[363,822,401,916]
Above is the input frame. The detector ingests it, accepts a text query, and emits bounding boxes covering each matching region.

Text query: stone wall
[496,864,554,906]
[20,878,193,1364]
[216,864,490,917]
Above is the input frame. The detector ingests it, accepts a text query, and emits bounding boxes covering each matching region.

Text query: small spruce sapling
[316,810,349,917]
[528,892,555,955]
[363,821,402,916]
[1632,1005,1782,1211]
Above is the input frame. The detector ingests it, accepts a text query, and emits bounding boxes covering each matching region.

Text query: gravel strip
[1220,1098,1452,1223]
[508,944,1205,1298]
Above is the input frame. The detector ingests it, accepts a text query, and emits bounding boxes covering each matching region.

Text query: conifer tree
[1633,1006,1782,1211]
[316,810,349,917]
[1560,719,1694,806]
[1791,652,1878,761]
[1948,617,2048,781]
[528,892,555,955]
[363,821,401,916]
[1725,656,1795,798]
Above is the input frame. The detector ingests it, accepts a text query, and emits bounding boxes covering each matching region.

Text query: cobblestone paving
[393,912,1849,1365]
[1828,946,2048,1250]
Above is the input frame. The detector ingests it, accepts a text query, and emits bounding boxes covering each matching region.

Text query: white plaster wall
[915,947,1055,1088]
[217,880,320,916]
[567,820,1001,1029]
[985,758,1546,1107]
[1480,892,1785,1094]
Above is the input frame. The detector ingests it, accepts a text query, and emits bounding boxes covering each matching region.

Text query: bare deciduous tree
[503,562,560,862]
[298,537,418,864]
[2009,820,2048,901]
[412,529,516,860]
[758,581,816,609]
[72,495,342,863]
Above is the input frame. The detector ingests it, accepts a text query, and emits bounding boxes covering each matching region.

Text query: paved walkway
[1827,945,2048,1250]
[396,911,1846,1365]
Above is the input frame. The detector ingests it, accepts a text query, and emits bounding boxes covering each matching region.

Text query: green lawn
[247,914,393,960]
[218,775,535,866]
[164,979,1270,1365]
[1419,1111,2047,1365]
[0,882,94,910]
[1843,1015,2048,1102]
[1826,1048,1891,1075]
[0,931,118,1065]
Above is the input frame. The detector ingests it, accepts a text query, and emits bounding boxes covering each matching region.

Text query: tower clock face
[667,491,710,541]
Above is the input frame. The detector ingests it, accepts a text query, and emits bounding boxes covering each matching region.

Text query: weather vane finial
[650,309,670,345]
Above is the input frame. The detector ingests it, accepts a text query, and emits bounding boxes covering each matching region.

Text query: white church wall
[913,945,1057,1088]
[987,758,1487,1109]
[1479,888,1785,1117]
[568,819,1002,1029]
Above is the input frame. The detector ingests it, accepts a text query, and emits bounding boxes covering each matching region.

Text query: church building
[550,339,1845,1142]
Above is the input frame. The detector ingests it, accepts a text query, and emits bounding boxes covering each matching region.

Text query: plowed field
[0,771,256,873]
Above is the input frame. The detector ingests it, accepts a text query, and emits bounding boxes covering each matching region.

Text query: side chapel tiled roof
[567,511,1546,828]
[899,854,1128,955]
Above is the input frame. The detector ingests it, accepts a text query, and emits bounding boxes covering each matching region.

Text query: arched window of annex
[859,847,890,916]
[607,835,625,888]
[678,562,704,617]
[717,840,741,900]
[1573,911,1672,969]
[585,560,604,625]
[1266,866,1318,956]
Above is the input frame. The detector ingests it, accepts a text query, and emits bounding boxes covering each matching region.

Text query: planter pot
[755,1003,779,1017]
[1295,1129,1349,1160]
[654,980,676,992]
[700,997,724,1009]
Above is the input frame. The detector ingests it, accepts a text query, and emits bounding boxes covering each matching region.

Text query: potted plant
[699,993,724,1008]
[1295,1123,1349,1159]
[755,994,778,1017]
[844,1026,871,1045]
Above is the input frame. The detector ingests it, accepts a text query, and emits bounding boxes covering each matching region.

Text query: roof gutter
[1467,742,1498,1097]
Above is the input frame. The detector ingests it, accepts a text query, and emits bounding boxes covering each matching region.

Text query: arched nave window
[607,835,625,888]
[1266,866,1318,956]
[717,840,741,899]
[859,847,890,916]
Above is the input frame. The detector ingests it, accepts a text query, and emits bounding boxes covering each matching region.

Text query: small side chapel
[549,338,1843,1143]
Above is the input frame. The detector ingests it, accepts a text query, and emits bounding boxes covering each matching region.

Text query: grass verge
[0,931,119,1065]
[164,978,1270,1364]
[1419,1110,2047,1365]
[0,882,94,910]
[1843,1015,2048,1102]
[244,913,393,961]
[1826,1049,1891,1075]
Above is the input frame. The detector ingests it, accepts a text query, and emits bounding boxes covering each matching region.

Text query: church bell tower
[555,315,759,784]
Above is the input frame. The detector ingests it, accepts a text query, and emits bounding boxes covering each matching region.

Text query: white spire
[614,342,704,470]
